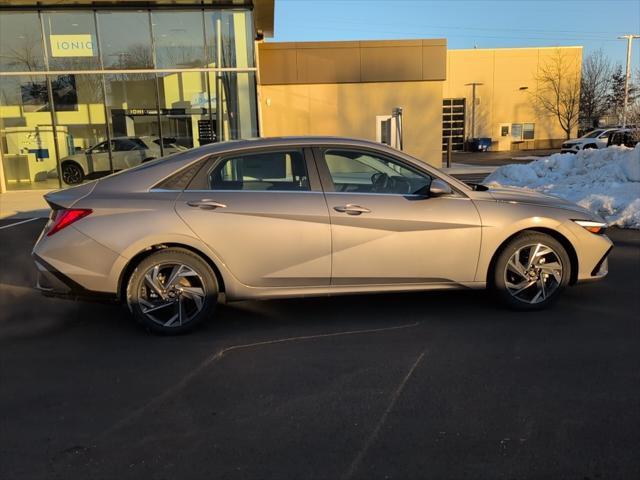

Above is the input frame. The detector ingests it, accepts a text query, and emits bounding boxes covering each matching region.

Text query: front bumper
[576,245,612,283]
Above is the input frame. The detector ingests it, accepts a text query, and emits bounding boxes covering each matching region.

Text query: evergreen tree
[607,65,638,123]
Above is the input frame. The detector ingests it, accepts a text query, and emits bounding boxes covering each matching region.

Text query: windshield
[583,130,604,138]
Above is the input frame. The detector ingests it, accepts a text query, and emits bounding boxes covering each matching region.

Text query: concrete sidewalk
[0,190,51,219]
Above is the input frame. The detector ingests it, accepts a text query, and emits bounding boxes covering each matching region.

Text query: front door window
[324,149,430,195]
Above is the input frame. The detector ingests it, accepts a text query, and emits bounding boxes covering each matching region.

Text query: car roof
[186,136,393,155]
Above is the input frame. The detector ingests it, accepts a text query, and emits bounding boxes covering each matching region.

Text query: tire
[126,248,218,334]
[584,143,598,150]
[492,232,571,310]
[61,162,84,185]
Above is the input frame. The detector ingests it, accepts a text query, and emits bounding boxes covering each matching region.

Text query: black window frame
[186,146,323,192]
[312,146,434,196]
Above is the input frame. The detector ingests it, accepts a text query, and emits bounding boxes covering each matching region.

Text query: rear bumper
[33,253,118,303]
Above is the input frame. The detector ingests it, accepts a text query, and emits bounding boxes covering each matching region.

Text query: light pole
[618,34,640,127]
[465,82,483,140]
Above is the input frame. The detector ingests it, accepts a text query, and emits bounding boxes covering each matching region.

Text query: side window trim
[314,146,433,196]
[187,147,322,193]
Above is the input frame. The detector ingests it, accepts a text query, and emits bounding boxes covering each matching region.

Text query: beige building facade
[258,40,582,167]
[258,40,447,167]
[445,46,583,152]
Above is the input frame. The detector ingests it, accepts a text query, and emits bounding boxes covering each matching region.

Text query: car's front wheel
[493,232,571,310]
[126,248,218,334]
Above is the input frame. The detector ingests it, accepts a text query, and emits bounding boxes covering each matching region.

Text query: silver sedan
[33,137,613,334]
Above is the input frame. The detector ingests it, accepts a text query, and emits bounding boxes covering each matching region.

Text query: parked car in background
[561,128,618,153]
[607,128,639,148]
[33,137,613,334]
[59,136,187,185]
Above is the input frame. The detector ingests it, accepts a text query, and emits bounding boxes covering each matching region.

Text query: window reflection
[157,71,215,148]
[55,74,109,185]
[42,11,100,71]
[0,12,45,72]
[104,73,162,170]
[0,75,60,190]
[205,10,255,68]
[208,71,257,140]
[98,11,153,69]
[0,8,258,192]
[152,11,206,69]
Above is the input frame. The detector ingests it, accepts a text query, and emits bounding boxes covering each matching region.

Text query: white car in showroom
[59,136,187,185]
[561,128,618,153]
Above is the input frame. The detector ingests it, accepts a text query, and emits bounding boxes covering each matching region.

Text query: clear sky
[271,0,640,67]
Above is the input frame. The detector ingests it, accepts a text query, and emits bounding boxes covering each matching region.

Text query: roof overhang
[259,39,447,85]
[0,0,275,38]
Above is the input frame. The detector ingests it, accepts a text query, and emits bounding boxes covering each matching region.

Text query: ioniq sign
[49,34,94,57]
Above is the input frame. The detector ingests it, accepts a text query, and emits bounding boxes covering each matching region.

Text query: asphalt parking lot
[1,218,639,479]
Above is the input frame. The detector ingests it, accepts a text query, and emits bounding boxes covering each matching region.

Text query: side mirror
[429,178,453,197]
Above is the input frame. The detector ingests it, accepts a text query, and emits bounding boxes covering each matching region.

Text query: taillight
[47,208,92,236]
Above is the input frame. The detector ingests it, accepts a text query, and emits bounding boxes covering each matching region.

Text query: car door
[315,147,482,285]
[85,141,111,174]
[176,147,332,288]
[112,138,146,170]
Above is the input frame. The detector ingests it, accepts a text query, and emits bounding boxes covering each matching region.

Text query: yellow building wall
[259,80,444,166]
[444,46,582,150]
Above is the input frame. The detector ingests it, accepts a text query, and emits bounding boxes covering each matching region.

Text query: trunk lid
[43,180,98,210]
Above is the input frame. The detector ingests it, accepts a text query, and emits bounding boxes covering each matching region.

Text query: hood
[487,187,595,217]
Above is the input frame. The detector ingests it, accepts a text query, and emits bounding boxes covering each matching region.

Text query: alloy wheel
[138,262,206,328]
[504,243,563,304]
[62,165,82,184]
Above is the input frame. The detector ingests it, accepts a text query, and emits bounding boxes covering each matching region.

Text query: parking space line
[97,321,421,442]
[344,349,427,480]
[0,218,40,230]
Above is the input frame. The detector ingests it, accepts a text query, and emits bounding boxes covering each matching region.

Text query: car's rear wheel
[61,162,84,185]
[126,248,218,334]
[493,232,571,310]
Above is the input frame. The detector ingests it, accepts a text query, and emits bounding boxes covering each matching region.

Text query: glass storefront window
[0,8,257,192]
[0,12,45,72]
[205,10,255,68]
[208,71,258,140]
[104,73,162,171]
[98,11,153,69]
[157,71,215,148]
[152,11,206,69]
[42,11,100,71]
[54,74,109,186]
[0,75,60,190]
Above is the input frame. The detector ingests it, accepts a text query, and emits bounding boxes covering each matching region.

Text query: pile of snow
[483,144,640,229]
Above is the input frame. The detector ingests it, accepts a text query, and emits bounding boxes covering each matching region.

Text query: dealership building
[0,0,581,192]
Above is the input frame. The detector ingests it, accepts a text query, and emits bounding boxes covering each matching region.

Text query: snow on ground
[483,144,640,229]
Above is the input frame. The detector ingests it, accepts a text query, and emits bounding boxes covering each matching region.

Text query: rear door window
[207,150,310,191]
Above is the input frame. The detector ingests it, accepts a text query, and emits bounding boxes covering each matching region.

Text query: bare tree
[580,50,612,130]
[531,49,581,139]
[0,32,44,71]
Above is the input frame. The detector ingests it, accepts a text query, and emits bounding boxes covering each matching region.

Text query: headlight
[573,219,607,234]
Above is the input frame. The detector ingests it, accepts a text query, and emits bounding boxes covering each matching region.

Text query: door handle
[186,199,227,210]
[333,204,371,215]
